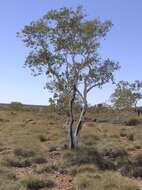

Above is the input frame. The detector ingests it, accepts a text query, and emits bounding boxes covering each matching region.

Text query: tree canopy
[111,80,142,110]
[18,6,119,149]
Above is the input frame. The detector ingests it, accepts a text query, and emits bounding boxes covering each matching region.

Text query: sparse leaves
[18,6,119,148]
[111,80,142,110]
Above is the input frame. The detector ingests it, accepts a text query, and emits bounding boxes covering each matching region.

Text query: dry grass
[0,106,142,189]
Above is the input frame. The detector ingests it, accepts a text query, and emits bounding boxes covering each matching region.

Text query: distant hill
[0,103,48,109]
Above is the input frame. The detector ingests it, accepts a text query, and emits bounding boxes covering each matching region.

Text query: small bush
[63,144,128,171]
[32,156,47,164]
[125,118,139,126]
[0,165,17,180]
[73,171,140,190]
[14,148,36,158]
[9,102,23,111]
[121,154,142,178]
[82,134,99,146]
[38,134,48,142]
[133,154,142,166]
[96,142,129,170]
[48,145,57,152]
[68,164,98,175]
[63,147,99,166]
[127,133,134,141]
[120,128,128,137]
[34,163,59,174]
[5,157,32,168]
[22,176,55,189]
[0,181,25,190]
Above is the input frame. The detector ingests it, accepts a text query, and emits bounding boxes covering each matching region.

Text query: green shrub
[121,154,142,178]
[0,165,24,190]
[48,145,57,152]
[125,118,139,126]
[14,148,36,158]
[31,156,47,164]
[127,133,134,141]
[9,102,23,111]
[120,128,128,137]
[63,147,99,166]
[21,176,55,189]
[68,164,98,176]
[38,134,48,142]
[34,163,59,174]
[0,181,25,190]
[96,142,129,170]
[0,165,17,180]
[63,144,128,171]
[73,171,140,190]
[5,157,32,168]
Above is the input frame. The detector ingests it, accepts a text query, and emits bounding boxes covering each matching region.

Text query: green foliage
[34,163,59,174]
[21,175,55,189]
[0,182,25,190]
[63,144,128,171]
[4,147,47,168]
[38,134,48,142]
[73,171,140,190]
[18,6,119,149]
[9,101,23,110]
[111,80,142,110]
[125,118,140,126]
[14,148,36,157]
[68,164,98,176]
[121,154,142,178]
[0,164,25,190]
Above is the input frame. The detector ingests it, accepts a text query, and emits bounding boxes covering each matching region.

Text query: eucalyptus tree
[18,7,119,149]
[130,80,142,110]
[111,80,142,110]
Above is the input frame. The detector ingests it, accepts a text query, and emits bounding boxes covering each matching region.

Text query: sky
[0,0,142,105]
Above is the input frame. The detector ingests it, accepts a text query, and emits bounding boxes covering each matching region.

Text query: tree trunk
[74,106,87,148]
[68,85,76,149]
[73,133,80,148]
[68,116,75,149]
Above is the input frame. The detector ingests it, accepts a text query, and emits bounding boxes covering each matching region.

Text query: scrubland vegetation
[0,105,142,190]
[2,5,141,190]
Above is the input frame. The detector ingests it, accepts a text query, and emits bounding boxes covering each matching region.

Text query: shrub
[127,133,134,141]
[82,134,99,146]
[125,118,139,126]
[0,165,17,180]
[38,134,48,142]
[32,156,47,164]
[63,144,128,171]
[121,154,142,178]
[73,171,140,190]
[96,142,129,170]
[48,145,57,152]
[9,102,23,111]
[68,164,98,176]
[133,154,142,166]
[120,128,128,137]
[63,147,100,166]
[5,157,32,168]
[21,176,55,189]
[34,163,59,174]
[0,181,25,190]
[14,148,36,158]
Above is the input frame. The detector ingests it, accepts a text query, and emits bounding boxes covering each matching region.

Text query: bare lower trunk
[74,106,87,148]
[68,117,75,149]
[73,133,80,148]
[68,85,76,149]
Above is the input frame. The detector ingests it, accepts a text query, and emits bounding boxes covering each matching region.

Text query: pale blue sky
[0,0,142,105]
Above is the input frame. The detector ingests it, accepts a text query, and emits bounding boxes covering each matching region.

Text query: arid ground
[0,105,142,190]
